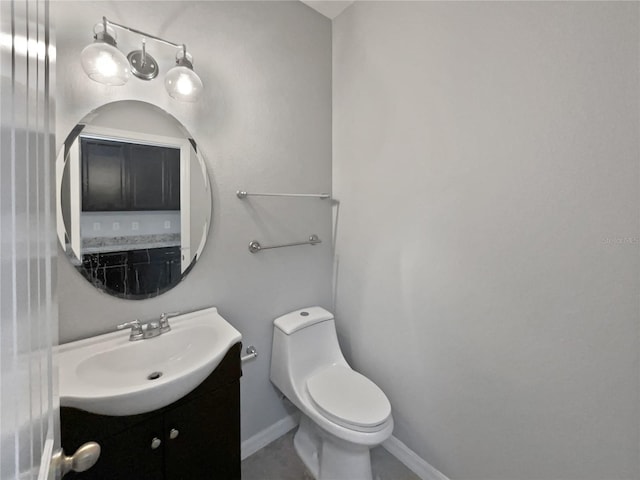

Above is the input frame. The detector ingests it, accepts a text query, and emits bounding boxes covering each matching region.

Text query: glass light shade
[80,41,130,86]
[164,65,203,102]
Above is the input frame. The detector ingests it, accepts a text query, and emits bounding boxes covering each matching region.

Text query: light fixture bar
[103,16,184,51]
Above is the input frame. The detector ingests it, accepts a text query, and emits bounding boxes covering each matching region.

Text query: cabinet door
[124,247,181,297]
[164,381,241,480]
[164,148,181,210]
[81,139,127,211]
[129,144,181,211]
[62,414,164,480]
[129,144,167,210]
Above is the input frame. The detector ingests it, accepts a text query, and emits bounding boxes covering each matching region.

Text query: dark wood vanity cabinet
[81,138,180,212]
[61,343,241,480]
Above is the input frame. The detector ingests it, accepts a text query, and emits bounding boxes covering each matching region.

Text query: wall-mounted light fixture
[80,17,203,102]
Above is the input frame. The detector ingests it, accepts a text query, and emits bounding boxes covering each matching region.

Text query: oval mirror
[56,100,211,299]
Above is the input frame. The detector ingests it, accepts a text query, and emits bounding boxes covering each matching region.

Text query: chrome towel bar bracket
[248,235,321,254]
[237,190,330,200]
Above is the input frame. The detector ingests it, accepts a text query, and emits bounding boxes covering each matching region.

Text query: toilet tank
[270,307,347,399]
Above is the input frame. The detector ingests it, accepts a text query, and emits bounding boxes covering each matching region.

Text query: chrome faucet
[117,313,181,341]
[143,320,162,339]
[117,320,144,341]
[159,312,180,333]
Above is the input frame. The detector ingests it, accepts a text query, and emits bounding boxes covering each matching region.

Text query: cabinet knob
[151,437,162,449]
[169,428,179,440]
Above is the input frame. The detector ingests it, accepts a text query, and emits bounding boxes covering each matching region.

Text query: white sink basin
[56,307,241,416]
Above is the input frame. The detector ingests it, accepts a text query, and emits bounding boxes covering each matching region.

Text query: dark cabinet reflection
[78,137,183,298]
[81,246,182,299]
[81,138,180,212]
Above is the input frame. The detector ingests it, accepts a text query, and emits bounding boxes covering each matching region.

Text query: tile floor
[242,430,420,480]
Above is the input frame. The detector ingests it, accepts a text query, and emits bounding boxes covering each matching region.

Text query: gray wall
[54,1,332,442]
[333,2,639,479]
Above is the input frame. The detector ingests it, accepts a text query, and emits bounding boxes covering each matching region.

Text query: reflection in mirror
[56,101,211,299]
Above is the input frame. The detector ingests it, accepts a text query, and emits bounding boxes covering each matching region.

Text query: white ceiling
[300,1,354,19]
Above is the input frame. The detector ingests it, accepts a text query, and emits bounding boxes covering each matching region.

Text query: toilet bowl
[270,307,393,480]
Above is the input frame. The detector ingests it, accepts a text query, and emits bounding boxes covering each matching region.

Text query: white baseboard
[242,415,448,480]
[383,435,449,480]
[241,413,299,460]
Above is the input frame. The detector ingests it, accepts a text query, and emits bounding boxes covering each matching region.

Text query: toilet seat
[306,366,391,433]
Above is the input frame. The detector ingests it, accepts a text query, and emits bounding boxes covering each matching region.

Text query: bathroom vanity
[61,343,241,479]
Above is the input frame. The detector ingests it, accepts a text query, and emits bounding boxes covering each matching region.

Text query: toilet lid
[306,366,391,431]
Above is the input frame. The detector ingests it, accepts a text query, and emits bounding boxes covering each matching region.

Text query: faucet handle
[117,320,144,340]
[159,312,179,333]
[117,319,141,330]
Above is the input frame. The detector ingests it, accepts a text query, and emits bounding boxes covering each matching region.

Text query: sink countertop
[81,233,181,254]
[56,307,242,416]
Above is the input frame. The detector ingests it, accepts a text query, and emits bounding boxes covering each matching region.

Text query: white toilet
[270,306,394,480]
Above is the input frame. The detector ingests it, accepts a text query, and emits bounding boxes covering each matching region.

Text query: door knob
[169,428,179,440]
[151,437,162,449]
[53,442,101,478]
